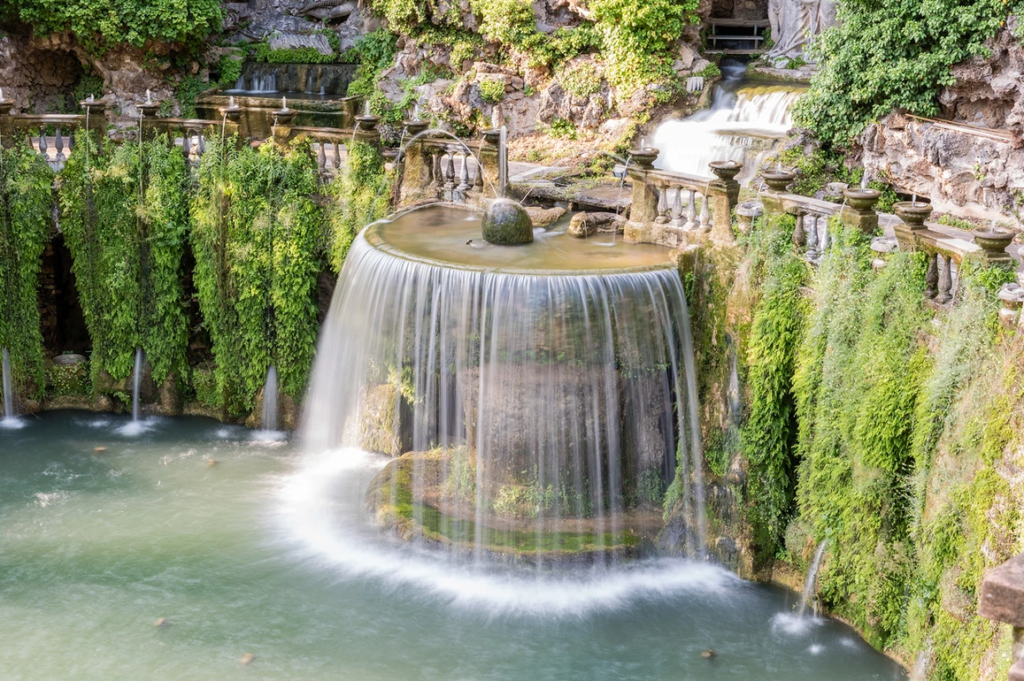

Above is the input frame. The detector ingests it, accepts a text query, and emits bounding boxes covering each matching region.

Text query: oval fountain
[297,199,706,574]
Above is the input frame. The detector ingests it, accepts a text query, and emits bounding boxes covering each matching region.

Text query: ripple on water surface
[0,412,907,681]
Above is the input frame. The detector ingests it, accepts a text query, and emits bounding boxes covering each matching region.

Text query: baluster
[431,148,441,187]
[924,253,938,298]
[935,254,953,304]
[38,131,48,160]
[317,140,327,175]
[197,134,206,157]
[473,155,483,191]
[685,189,697,230]
[332,142,342,173]
[817,214,830,253]
[54,128,65,164]
[669,187,685,228]
[68,133,75,152]
[805,215,819,261]
[698,191,710,230]
[457,153,470,193]
[655,183,670,224]
[793,213,805,247]
[444,148,456,192]
[182,132,191,160]
[949,259,960,304]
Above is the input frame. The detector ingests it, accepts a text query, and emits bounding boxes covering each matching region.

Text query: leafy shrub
[4,0,222,54]
[478,78,505,103]
[792,0,1015,147]
[558,61,602,98]
[49,361,90,396]
[548,117,577,139]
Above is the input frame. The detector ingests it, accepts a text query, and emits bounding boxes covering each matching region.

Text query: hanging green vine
[325,140,391,273]
[191,138,323,415]
[740,213,810,559]
[59,133,189,389]
[0,140,54,400]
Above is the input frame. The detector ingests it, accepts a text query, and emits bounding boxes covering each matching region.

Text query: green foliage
[59,134,190,388]
[48,360,91,396]
[191,138,323,414]
[74,74,106,108]
[213,53,244,88]
[741,213,809,557]
[175,75,212,118]
[325,141,391,272]
[478,78,505,103]
[252,32,339,65]
[792,0,1013,146]
[4,0,222,54]
[0,141,54,398]
[558,60,603,98]
[346,30,400,97]
[547,117,577,139]
[695,62,721,80]
[589,0,699,93]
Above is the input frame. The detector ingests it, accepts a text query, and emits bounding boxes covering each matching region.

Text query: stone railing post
[395,120,432,208]
[477,129,505,198]
[980,555,1024,681]
[79,98,108,139]
[708,161,742,243]
[353,114,382,147]
[759,168,796,216]
[0,93,14,146]
[624,148,660,244]
[841,187,881,234]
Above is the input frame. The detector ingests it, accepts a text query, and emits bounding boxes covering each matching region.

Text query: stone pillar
[708,162,742,244]
[397,120,432,208]
[353,115,382,147]
[840,187,881,234]
[623,148,660,244]
[478,129,502,198]
[979,554,1024,681]
[0,95,13,147]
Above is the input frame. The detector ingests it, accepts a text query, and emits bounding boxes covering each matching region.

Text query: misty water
[0,412,906,680]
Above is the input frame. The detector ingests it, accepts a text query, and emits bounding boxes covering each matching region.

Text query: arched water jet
[300,205,705,569]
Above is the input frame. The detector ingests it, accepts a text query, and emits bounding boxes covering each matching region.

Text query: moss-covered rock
[482,199,534,245]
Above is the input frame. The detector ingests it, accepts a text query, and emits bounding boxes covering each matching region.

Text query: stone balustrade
[624,154,741,248]
[395,127,502,210]
[979,555,1024,681]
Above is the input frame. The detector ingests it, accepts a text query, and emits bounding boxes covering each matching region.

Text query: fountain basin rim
[361,207,678,276]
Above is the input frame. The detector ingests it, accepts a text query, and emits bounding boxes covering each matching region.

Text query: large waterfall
[297,207,705,572]
[652,63,804,183]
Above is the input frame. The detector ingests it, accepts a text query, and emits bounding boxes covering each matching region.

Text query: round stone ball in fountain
[481,198,534,245]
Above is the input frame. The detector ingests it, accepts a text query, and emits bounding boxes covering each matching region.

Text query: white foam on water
[116,418,157,437]
[808,644,825,655]
[0,416,26,429]
[252,430,288,443]
[34,491,70,507]
[772,612,826,636]
[275,448,739,618]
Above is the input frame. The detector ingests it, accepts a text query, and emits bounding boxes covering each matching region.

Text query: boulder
[567,211,625,237]
[482,199,534,245]
[525,206,566,227]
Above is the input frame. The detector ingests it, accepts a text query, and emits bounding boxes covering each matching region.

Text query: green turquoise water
[0,412,906,681]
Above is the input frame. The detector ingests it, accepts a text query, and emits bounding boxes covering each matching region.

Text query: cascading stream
[299,208,705,571]
[798,538,828,617]
[131,348,143,422]
[262,365,279,432]
[652,61,805,183]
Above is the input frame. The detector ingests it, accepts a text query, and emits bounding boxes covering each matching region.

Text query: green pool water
[0,412,906,681]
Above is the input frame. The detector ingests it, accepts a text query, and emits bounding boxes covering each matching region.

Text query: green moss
[478,78,506,103]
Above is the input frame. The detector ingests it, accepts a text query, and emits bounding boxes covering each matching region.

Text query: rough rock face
[938,20,1024,142]
[860,21,1024,225]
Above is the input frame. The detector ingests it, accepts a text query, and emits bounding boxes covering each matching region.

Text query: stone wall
[859,22,1024,226]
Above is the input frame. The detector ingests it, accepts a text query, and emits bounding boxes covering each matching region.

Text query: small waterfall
[261,366,278,431]
[798,539,828,617]
[652,61,804,184]
[2,347,14,420]
[301,233,704,566]
[131,348,143,421]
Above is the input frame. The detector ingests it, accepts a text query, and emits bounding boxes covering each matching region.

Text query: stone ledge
[979,554,1024,628]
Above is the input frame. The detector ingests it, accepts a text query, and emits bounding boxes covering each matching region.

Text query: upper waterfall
[652,62,805,183]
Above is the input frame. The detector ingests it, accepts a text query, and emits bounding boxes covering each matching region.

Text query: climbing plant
[59,133,189,389]
[0,140,54,399]
[325,141,391,273]
[191,138,323,415]
[740,213,809,559]
[792,0,1015,147]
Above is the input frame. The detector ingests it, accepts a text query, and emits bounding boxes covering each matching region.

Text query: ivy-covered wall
[0,142,54,404]
[0,133,384,422]
[680,213,1024,678]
